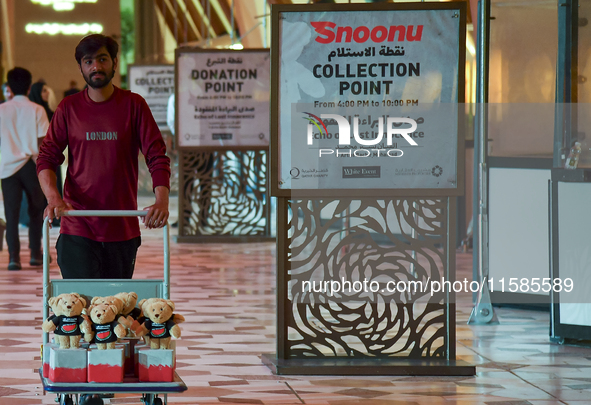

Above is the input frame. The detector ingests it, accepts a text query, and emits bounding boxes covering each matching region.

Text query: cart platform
[39,369,187,395]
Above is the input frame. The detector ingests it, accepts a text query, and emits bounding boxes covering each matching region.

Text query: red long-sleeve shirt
[37,86,171,242]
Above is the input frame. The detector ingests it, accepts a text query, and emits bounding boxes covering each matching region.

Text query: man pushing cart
[37,33,171,280]
[36,34,174,405]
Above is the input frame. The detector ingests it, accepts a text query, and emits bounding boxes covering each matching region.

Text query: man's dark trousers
[1,159,45,260]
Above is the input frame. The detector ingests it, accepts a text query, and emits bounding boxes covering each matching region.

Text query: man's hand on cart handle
[142,185,169,229]
[44,196,73,228]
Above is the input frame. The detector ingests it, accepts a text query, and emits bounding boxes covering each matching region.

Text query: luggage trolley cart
[39,210,187,405]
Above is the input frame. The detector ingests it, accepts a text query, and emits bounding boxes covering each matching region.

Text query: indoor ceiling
[154,0,472,48]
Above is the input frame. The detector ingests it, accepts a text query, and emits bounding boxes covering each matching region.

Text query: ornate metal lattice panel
[282,198,451,359]
[180,150,270,237]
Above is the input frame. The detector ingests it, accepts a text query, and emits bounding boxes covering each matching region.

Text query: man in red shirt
[37,34,171,280]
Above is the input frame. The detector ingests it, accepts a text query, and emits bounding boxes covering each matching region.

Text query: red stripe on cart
[49,367,87,383]
[88,364,124,383]
[138,363,174,382]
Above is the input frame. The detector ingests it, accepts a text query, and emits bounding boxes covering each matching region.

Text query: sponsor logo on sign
[212,133,233,140]
[311,22,424,44]
[342,166,381,179]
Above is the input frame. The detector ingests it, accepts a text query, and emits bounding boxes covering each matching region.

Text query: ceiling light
[25,23,103,35]
[31,0,98,12]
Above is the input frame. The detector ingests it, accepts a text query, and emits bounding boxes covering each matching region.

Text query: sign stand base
[262,354,475,376]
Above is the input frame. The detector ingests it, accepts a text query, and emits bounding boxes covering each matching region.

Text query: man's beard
[82,68,115,89]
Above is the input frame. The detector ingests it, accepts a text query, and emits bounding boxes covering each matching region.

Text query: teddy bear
[131,298,184,346]
[114,292,141,337]
[42,293,91,349]
[132,298,159,345]
[90,295,125,314]
[85,304,128,350]
[132,298,184,349]
[115,292,141,320]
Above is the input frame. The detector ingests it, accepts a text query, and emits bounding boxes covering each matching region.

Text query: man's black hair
[74,34,118,64]
[6,67,32,96]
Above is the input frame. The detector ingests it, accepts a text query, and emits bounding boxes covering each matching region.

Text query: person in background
[29,82,54,121]
[28,81,63,227]
[0,68,49,270]
[19,82,54,227]
[63,80,80,98]
[1,82,14,103]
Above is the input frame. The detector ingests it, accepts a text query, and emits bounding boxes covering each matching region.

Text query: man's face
[79,46,117,89]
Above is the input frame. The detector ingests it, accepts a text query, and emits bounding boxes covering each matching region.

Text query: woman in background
[27,81,62,226]
[1,82,13,103]
[29,82,53,121]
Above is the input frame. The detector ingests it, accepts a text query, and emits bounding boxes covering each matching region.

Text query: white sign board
[177,50,270,148]
[128,65,174,130]
[274,6,464,192]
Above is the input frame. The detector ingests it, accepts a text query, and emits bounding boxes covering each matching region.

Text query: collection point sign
[272,4,465,194]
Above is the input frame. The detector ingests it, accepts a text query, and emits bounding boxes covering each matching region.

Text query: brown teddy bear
[42,293,91,349]
[114,292,141,337]
[133,299,184,349]
[132,298,183,345]
[90,295,125,314]
[115,292,141,320]
[89,294,136,331]
[86,304,127,349]
[132,298,160,345]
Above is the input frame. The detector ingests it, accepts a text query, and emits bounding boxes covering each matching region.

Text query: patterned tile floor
[0,196,590,404]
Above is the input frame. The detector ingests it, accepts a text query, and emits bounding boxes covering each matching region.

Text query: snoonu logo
[311,22,424,44]
[305,113,418,158]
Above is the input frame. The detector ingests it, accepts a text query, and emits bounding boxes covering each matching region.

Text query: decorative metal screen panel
[282,198,451,359]
[179,150,270,237]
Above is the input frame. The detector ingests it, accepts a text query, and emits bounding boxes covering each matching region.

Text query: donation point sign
[176,49,270,148]
[128,65,174,131]
[271,3,466,196]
